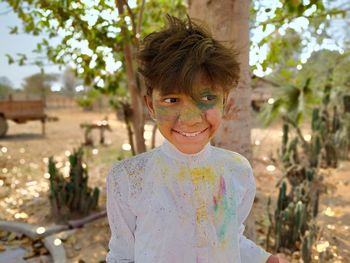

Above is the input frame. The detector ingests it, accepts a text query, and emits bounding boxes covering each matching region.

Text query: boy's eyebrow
[199,87,215,94]
[157,85,218,97]
[159,93,179,97]
[158,91,181,96]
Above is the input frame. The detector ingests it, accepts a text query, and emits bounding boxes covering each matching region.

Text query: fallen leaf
[23,249,37,260]
[0,243,6,252]
[7,232,17,241]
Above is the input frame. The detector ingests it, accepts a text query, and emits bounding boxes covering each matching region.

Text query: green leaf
[6,54,14,64]
[9,26,18,34]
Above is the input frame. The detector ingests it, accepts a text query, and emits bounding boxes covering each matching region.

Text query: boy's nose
[177,104,203,125]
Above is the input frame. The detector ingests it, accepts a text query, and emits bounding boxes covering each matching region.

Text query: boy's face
[145,73,228,154]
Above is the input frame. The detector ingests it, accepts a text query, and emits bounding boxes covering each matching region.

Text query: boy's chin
[169,129,210,154]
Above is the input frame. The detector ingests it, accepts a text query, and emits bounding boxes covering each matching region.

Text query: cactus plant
[271,115,323,257]
[273,175,319,254]
[268,62,349,261]
[301,227,317,263]
[48,147,100,221]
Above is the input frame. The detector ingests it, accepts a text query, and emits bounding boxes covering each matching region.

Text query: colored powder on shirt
[177,166,187,181]
[190,167,215,246]
[190,167,215,224]
[212,176,234,241]
[175,166,234,244]
[190,167,216,186]
[232,154,243,163]
[213,176,226,213]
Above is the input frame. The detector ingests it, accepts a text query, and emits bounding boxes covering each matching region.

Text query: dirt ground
[0,109,349,262]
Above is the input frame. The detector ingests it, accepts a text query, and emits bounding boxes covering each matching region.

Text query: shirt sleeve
[238,160,271,263]
[106,163,136,263]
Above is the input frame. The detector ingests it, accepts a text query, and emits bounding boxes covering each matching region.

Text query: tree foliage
[264,28,303,81]
[22,72,58,97]
[260,48,350,126]
[252,1,350,126]
[62,67,80,97]
[300,49,350,93]
[0,76,14,99]
[4,0,186,94]
[251,0,350,73]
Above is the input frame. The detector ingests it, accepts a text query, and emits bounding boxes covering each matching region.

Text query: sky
[0,1,348,89]
[0,2,62,89]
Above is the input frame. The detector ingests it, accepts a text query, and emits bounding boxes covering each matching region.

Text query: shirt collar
[160,139,212,163]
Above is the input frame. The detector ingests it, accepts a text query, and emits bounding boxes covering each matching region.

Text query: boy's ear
[144,95,156,120]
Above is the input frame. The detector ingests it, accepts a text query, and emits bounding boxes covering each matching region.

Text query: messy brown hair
[138,14,240,97]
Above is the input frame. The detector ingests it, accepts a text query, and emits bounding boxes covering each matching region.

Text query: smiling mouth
[173,128,208,137]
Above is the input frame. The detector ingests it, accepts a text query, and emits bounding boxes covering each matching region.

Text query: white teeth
[177,130,203,137]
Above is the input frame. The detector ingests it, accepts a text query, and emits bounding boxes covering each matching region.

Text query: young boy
[106,15,286,263]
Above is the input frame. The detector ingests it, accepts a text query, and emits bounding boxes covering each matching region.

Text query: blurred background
[0,0,349,262]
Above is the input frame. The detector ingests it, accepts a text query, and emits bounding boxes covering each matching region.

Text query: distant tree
[264,28,303,84]
[300,49,350,93]
[0,77,12,87]
[22,72,58,102]
[75,87,103,111]
[0,76,14,99]
[260,49,350,126]
[62,67,80,97]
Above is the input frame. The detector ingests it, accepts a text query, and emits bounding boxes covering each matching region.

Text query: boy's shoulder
[210,145,251,168]
[109,147,158,177]
[107,148,159,199]
[210,146,255,188]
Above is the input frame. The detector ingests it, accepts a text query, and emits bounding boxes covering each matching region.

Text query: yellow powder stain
[196,202,208,222]
[190,167,216,186]
[176,166,217,247]
[232,154,243,163]
[176,166,187,181]
[219,238,228,249]
[190,167,216,227]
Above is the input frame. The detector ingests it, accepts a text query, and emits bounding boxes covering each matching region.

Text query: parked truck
[0,98,47,137]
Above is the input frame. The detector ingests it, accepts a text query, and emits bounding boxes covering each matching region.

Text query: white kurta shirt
[106,140,271,263]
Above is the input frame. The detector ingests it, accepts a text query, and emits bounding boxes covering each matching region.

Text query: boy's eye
[201,95,217,101]
[163,98,179,103]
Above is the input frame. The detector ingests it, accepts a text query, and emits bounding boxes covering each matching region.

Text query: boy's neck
[160,139,211,163]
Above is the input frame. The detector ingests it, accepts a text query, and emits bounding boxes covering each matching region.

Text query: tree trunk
[189,0,256,240]
[116,0,146,154]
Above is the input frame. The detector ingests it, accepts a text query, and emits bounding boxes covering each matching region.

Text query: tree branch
[136,0,146,42]
[122,0,137,36]
[9,56,60,67]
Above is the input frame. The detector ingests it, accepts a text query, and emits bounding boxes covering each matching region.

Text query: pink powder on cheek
[205,107,222,116]
[205,107,223,127]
